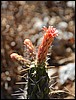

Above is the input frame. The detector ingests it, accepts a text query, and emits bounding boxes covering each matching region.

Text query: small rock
[1,1,8,9]
[49,17,56,25]
[30,34,39,43]
[2,18,7,27]
[17,25,23,32]
[58,22,68,29]
[7,77,11,81]
[67,1,75,8]
[6,24,10,29]
[1,4,7,9]
[10,41,16,47]
[43,16,50,25]
[18,1,26,5]
[63,31,74,40]
[5,71,9,75]
[68,21,75,33]
[33,20,44,30]
[59,63,75,84]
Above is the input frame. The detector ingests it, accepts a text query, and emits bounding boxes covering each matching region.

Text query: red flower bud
[37,26,58,63]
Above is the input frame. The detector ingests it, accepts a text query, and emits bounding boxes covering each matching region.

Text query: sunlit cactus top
[24,39,35,53]
[37,26,58,64]
[10,53,31,65]
[10,53,19,60]
[24,39,36,60]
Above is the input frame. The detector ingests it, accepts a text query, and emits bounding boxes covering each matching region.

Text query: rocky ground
[1,1,75,99]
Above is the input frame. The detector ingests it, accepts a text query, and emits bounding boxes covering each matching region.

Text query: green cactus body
[27,62,50,99]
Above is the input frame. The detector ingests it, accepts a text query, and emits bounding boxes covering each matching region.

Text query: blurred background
[1,1,75,99]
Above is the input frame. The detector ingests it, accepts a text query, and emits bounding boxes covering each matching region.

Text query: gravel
[1,1,75,99]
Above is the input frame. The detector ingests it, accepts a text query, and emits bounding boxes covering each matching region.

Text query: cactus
[10,26,58,99]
